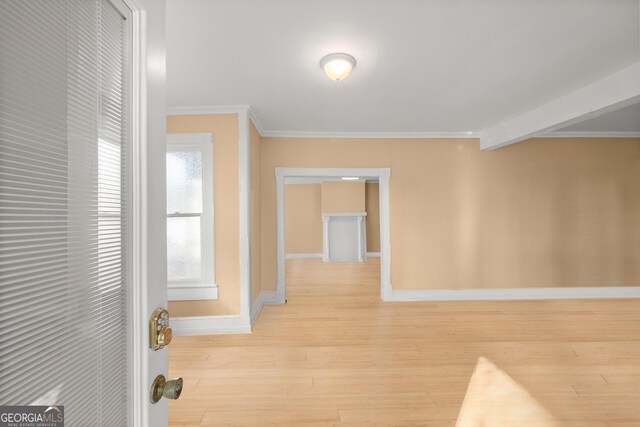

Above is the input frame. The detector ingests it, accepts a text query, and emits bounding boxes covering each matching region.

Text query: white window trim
[167,132,217,301]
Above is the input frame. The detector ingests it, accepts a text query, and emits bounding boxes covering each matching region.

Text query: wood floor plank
[170,258,640,426]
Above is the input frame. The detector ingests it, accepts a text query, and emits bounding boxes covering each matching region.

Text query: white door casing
[127,0,170,425]
[276,168,392,303]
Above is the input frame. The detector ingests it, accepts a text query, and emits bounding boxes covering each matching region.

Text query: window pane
[167,150,203,214]
[167,216,202,281]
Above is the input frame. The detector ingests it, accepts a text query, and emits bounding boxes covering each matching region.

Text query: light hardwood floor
[169,258,640,426]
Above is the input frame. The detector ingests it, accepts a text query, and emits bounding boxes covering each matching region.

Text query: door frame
[119,0,154,425]
[275,167,392,302]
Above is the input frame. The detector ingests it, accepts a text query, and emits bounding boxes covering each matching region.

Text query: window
[166,133,217,300]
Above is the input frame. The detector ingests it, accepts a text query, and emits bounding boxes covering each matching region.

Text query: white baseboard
[171,315,251,336]
[286,252,323,259]
[367,252,381,257]
[250,291,280,325]
[391,287,640,302]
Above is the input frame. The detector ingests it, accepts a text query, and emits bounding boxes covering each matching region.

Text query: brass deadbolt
[150,307,172,351]
[158,327,173,347]
[150,375,183,404]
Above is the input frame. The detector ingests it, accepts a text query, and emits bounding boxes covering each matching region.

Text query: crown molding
[167,105,478,139]
[167,104,266,136]
[167,104,250,115]
[247,108,266,135]
[167,105,638,140]
[259,130,480,139]
[540,131,640,138]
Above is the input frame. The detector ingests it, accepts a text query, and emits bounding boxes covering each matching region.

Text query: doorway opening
[275,168,391,303]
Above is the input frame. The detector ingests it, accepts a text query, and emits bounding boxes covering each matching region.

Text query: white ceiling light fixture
[341,177,359,181]
[320,53,356,81]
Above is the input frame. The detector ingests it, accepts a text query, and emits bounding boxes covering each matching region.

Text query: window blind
[0,1,129,425]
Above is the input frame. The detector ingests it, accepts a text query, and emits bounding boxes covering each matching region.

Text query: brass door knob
[150,375,184,404]
[163,377,183,400]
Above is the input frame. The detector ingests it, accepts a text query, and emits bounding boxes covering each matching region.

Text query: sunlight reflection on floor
[456,357,558,427]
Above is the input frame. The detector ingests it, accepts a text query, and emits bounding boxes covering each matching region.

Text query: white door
[0,0,170,425]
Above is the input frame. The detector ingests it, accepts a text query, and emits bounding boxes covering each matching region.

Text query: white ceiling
[555,102,640,133]
[166,0,639,135]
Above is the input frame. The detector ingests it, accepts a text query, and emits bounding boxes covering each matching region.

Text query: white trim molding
[124,1,148,425]
[247,107,266,136]
[167,104,251,116]
[238,110,252,328]
[250,291,279,325]
[166,104,266,139]
[171,315,252,335]
[259,130,480,139]
[286,253,323,259]
[168,284,218,301]
[322,214,329,262]
[275,170,286,304]
[276,167,392,303]
[378,172,392,301]
[541,131,640,138]
[285,176,380,184]
[391,287,640,302]
[166,105,480,140]
[166,105,640,143]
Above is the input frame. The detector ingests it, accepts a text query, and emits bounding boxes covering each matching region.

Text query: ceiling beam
[480,63,640,150]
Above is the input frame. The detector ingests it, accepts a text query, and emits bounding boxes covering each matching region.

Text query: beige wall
[285,184,323,253]
[261,137,640,292]
[250,122,262,304]
[366,183,380,252]
[321,180,365,213]
[163,119,640,317]
[167,114,240,316]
